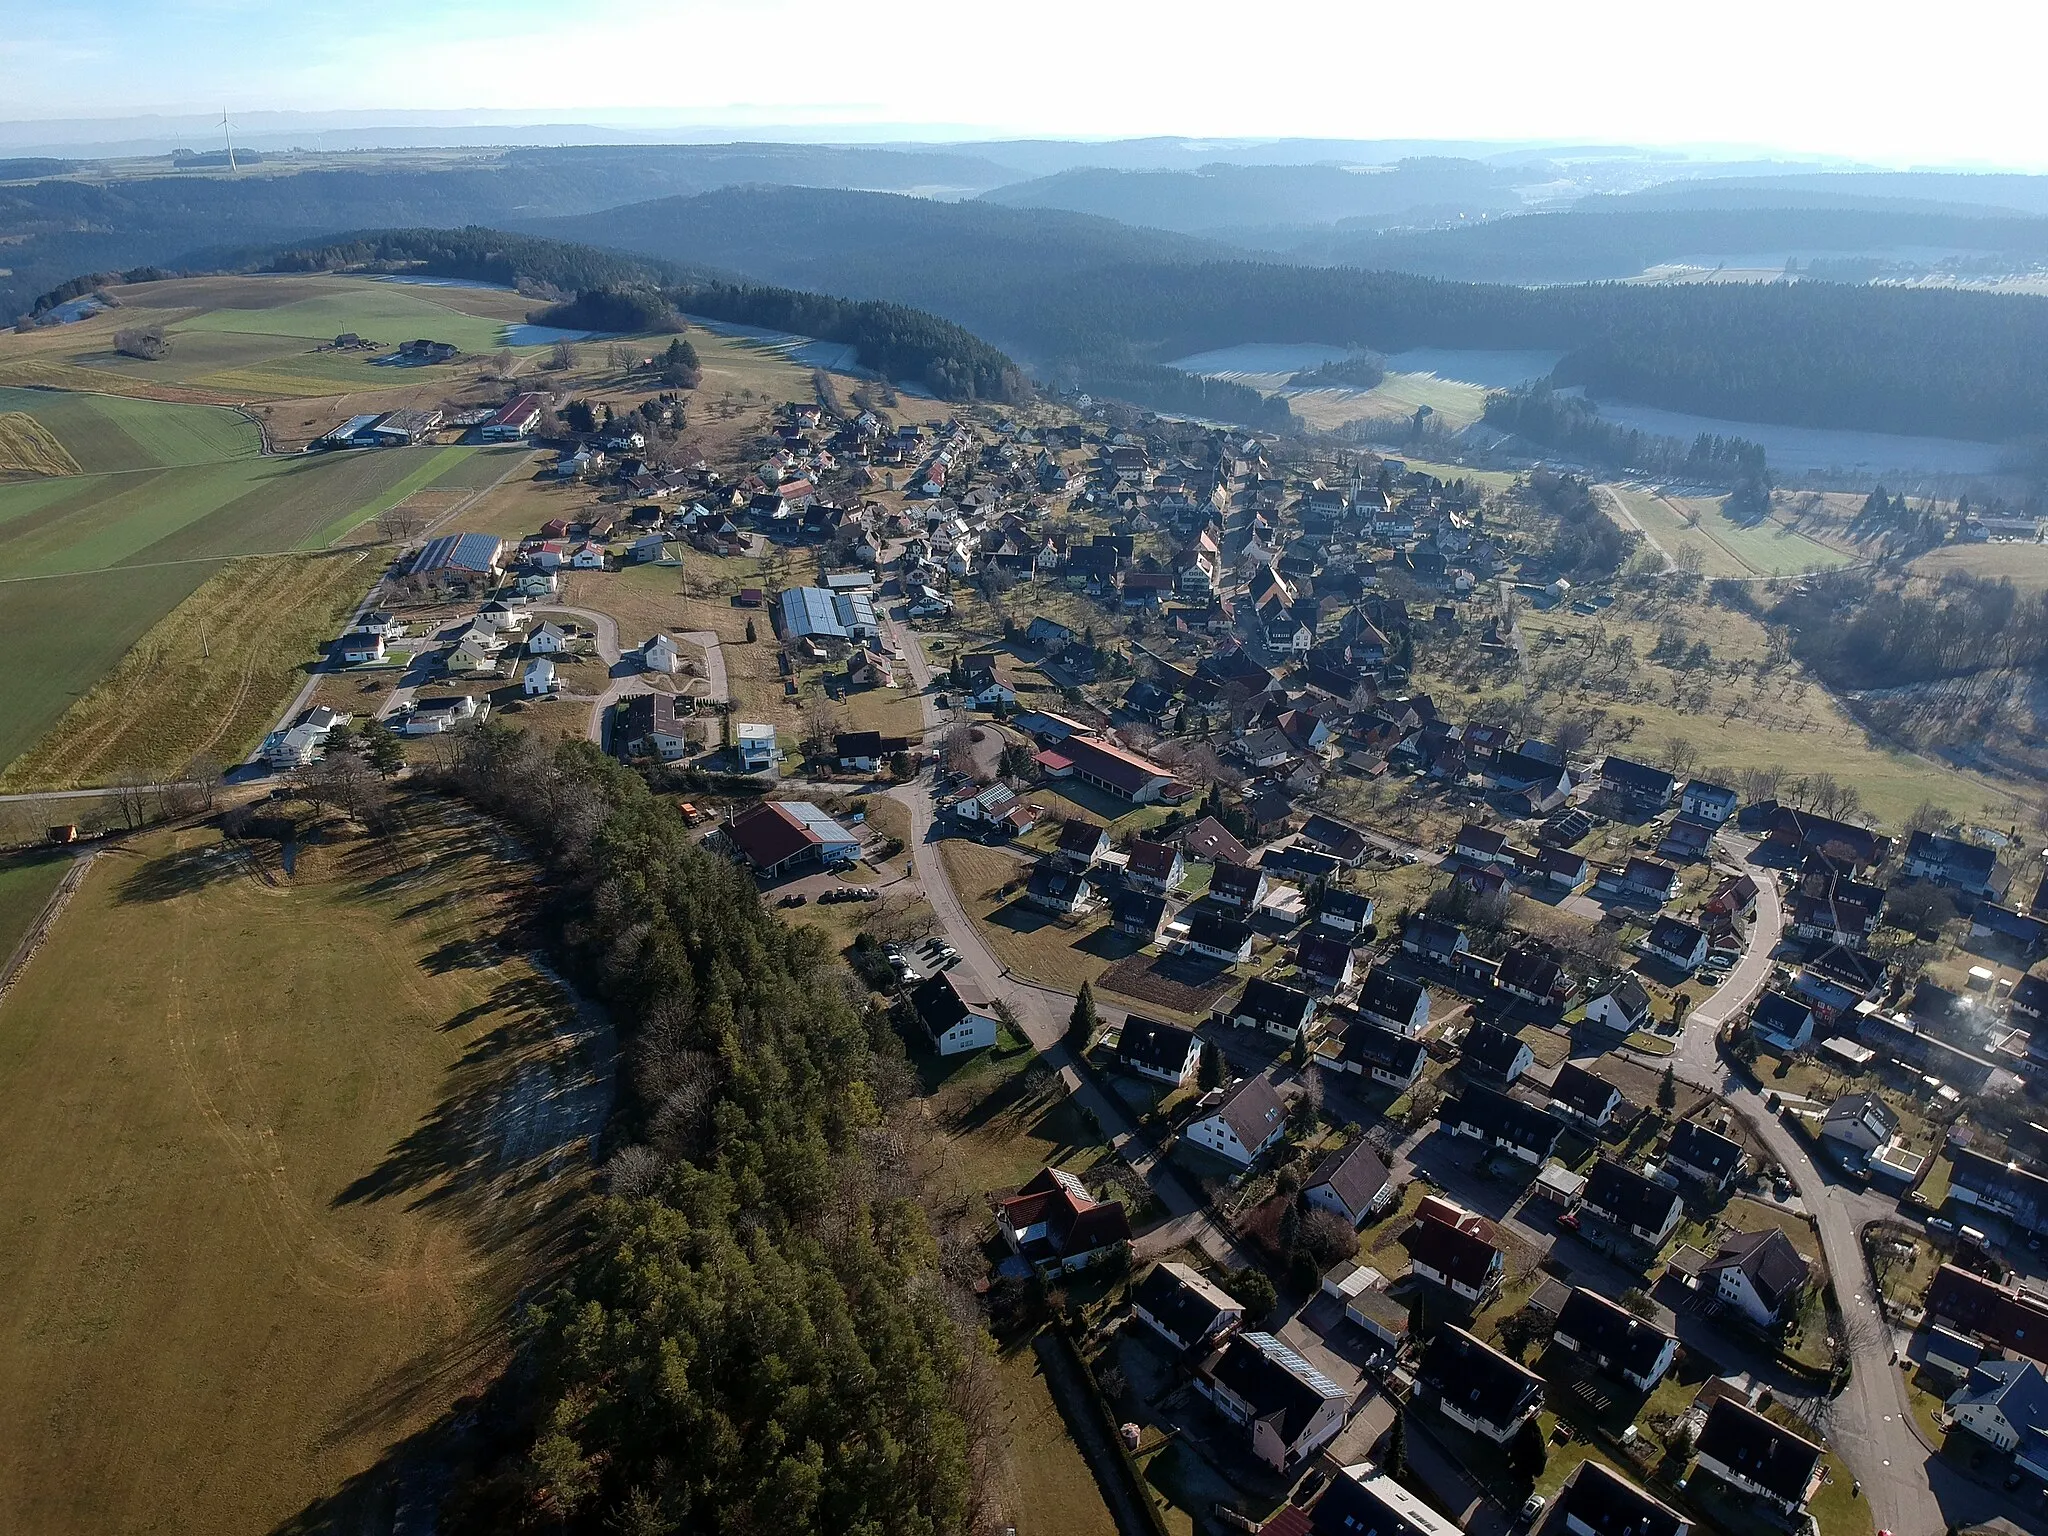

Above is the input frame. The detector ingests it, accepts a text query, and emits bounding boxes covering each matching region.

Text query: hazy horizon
[12,0,2048,169]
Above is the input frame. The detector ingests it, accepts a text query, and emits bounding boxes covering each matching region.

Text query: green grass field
[0,387,259,474]
[0,851,70,960]
[0,562,220,772]
[0,806,605,1535]
[1665,492,1855,575]
[0,444,485,578]
[171,284,519,354]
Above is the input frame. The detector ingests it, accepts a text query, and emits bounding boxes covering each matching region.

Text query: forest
[1766,570,2048,690]
[545,187,2048,441]
[1523,469,1636,578]
[434,730,987,1536]
[259,228,1024,403]
[1482,383,1768,483]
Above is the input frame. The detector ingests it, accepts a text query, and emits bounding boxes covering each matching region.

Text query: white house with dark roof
[911,970,999,1056]
[1217,976,1318,1041]
[1132,1262,1243,1353]
[1554,1461,1690,1536]
[1749,990,1816,1053]
[1582,1158,1683,1247]
[1584,974,1654,1035]
[1666,1120,1747,1192]
[1462,1022,1534,1084]
[1195,1331,1351,1471]
[1548,1061,1623,1130]
[1418,1326,1542,1443]
[1115,1015,1201,1087]
[1642,914,1709,973]
[1693,1399,1824,1518]
[1553,1287,1678,1391]
[1303,1141,1394,1228]
[1184,1074,1289,1166]
[1353,967,1429,1036]
[1701,1228,1810,1327]
[1330,1019,1426,1091]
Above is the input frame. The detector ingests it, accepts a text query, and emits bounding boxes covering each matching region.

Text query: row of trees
[432,728,986,1533]
[1482,383,1768,485]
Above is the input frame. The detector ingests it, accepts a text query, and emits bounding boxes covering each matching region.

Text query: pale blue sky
[7,0,2048,166]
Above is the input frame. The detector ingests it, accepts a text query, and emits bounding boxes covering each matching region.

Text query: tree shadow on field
[268,1418,471,1536]
[113,841,251,903]
[330,971,607,1215]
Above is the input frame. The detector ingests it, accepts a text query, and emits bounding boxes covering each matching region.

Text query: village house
[1406,1213,1504,1302]
[721,799,861,877]
[1111,891,1169,941]
[1700,1228,1810,1327]
[1444,1083,1564,1164]
[1944,1360,2048,1477]
[1552,1462,1690,1536]
[1665,1120,1747,1192]
[1553,1287,1678,1391]
[1641,914,1709,973]
[1303,1141,1394,1228]
[1194,1331,1351,1472]
[1681,780,1740,825]
[1209,859,1271,914]
[1314,887,1377,939]
[1599,756,1677,812]
[1329,1018,1426,1091]
[1749,990,1817,1053]
[996,1167,1131,1275]
[523,656,558,696]
[1418,1327,1543,1443]
[911,969,999,1056]
[1585,975,1655,1035]
[1218,976,1319,1041]
[1125,838,1186,895]
[1293,932,1357,990]
[1184,910,1255,963]
[1054,819,1111,872]
[1548,1061,1623,1130]
[1025,864,1094,917]
[1463,1022,1535,1084]
[1115,1015,1202,1087]
[1133,1263,1244,1353]
[1582,1158,1683,1246]
[1693,1399,1824,1519]
[1184,1073,1289,1166]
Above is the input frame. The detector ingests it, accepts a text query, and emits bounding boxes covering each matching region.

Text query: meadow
[0,386,259,472]
[0,850,71,963]
[0,275,548,402]
[0,803,608,1535]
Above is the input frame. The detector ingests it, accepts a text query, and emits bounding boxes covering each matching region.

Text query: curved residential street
[886,612,1252,1271]
[1649,845,1997,1536]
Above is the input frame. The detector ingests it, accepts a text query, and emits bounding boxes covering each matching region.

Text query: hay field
[0,851,71,959]
[0,803,610,1535]
[1,552,373,789]
[1660,491,1855,575]
[0,411,81,476]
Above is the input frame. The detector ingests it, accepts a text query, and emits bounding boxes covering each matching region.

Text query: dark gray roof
[1210,859,1266,902]
[1584,1158,1682,1235]
[1646,914,1705,955]
[1307,1141,1390,1217]
[1703,1228,1811,1313]
[1132,1262,1239,1347]
[1213,1073,1288,1150]
[1117,1015,1197,1075]
[1407,1217,1500,1290]
[1206,1331,1347,1445]
[1462,1022,1529,1076]
[1668,1120,1745,1181]
[1112,891,1168,932]
[1449,1083,1564,1158]
[1419,1326,1542,1430]
[1550,1061,1621,1119]
[1555,1287,1674,1380]
[1751,989,1814,1034]
[1233,976,1316,1029]
[1554,1461,1689,1536]
[1335,1020,1425,1079]
[1695,1399,1823,1505]
[1356,966,1426,1023]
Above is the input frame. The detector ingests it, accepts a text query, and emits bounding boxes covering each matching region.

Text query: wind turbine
[220,108,238,173]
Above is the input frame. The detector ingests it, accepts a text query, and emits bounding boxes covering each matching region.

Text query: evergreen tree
[1658,1066,1677,1111]
[744,617,757,643]
[1198,1040,1224,1090]
[1067,982,1098,1052]
[1385,1407,1407,1479]
[1508,1415,1549,1480]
